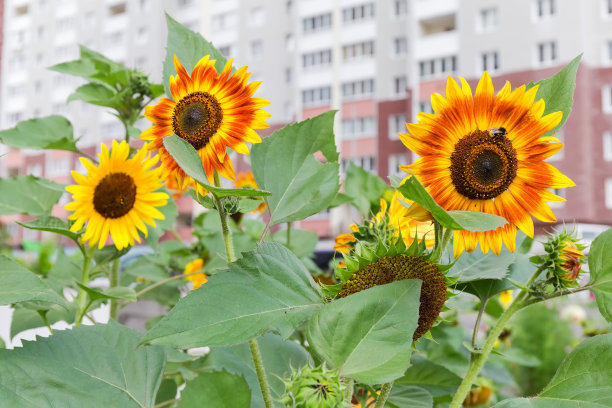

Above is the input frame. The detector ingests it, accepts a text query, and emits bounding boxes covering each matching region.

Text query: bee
[489,127,507,138]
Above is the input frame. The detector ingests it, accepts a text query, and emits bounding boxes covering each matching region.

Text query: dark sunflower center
[338,255,446,340]
[93,172,137,219]
[450,129,518,200]
[172,91,223,150]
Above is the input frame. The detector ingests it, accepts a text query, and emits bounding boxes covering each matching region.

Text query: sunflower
[142,55,270,188]
[400,72,574,257]
[183,258,208,290]
[234,171,266,213]
[65,140,168,250]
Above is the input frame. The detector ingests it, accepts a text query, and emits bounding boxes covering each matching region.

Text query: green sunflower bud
[280,364,347,408]
[541,229,587,288]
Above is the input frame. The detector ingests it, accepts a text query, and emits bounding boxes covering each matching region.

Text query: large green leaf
[0,255,68,308]
[163,14,228,98]
[448,247,516,282]
[397,176,507,232]
[386,385,433,408]
[251,111,340,225]
[16,216,80,241]
[0,321,166,408]
[0,176,65,216]
[141,243,323,348]
[344,162,389,216]
[200,334,310,408]
[493,333,612,407]
[308,280,421,384]
[10,303,76,339]
[271,228,318,258]
[163,135,271,198]
[396,355,462,398]
[0,115,78,152]
[527,55,581,136]
[587,228,612,322]
[67,83,117,107]
[178,371,250,408]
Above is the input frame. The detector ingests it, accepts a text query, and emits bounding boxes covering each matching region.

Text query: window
[536,41,557,65]
[343,41,375,61]
[178,0,194,6]
[355,156,376,173]
[8,53,26,72]
[8,85,26,97]
[388,154,409,177]
[56,17,76,32]
[605,0,612,15]
[343,3,375,24]
[136,27,148,44]
[478,7,498,32]
[342,117,376,139]
[108,3,126,16]
[212,12,238,32]
[7,112,24,126]
[302,86,331,107]
[15,4,29,16]
[104,32,124,47]
[388,114,406,140]
[26,163,43,177]
[250,40,263,57]
[419,56,457,78]
[55,45,75,62]
[285,34,295,51]
[393,76,407,96]
[480,51,500,73]
[303,13,332,33]
[606,40,612,64]
[606,178,612,209]
[534,0,556,18]
[140,0,150,11]
[249,7,265,27]
[393,0,407,17]
[604,132,612,161]
[302,49,332,69]
[602,85,612,113]
[47,158,70,177]
[285,67,292,83]
[546,131,564,161]
[342,79,375,100]
[393,37,407,56]
[218,45,236,58]
[418,100,434,114]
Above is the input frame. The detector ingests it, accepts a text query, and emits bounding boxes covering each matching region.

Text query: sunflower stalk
[109,258,120,320]
[134,270,204,298]
[212,171,274,408]
[75,245,95,326]
[374,382,394,408]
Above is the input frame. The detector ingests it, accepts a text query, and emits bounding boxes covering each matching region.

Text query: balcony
[414,0,458,21]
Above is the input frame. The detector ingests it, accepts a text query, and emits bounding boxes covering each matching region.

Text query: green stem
[171,228,184,245]
[135,271,204,298]
[286,222,292,247]
[471,299,487,349]
[212,171,273,408]
[344,378,354,405]
[75,246,95,326]
[374,382,394,408]
[37,310,54,335]
[109,258,120,321]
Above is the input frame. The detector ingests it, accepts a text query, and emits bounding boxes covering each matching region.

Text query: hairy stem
[374,382,394,408]
[213,171,274,408]
[75,246,95,326]
[109,258,120,320]
[471,299,487,349]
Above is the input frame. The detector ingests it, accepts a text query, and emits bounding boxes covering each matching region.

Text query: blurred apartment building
[1,0,612,245]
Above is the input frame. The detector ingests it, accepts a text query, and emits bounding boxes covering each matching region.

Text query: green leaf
[163,135,271,198]
[397,177,507,232]
[163,14,228,98]
[178,371,250,408]
[141,243,323,348]
[0,115,78,152]
[587,228,612,322]
[307,280,421,384]
[94,245,131,265]
[272,228,318,258]
[238,199,264,213]
[386,385,433,408]
[448,247,516,282]
[76,283,137,303]
[0,255,68,308]
[251,111,340,225]
[0,321,165,408]
[396,356,462,398]
[344,162,389,216]
[155,379,178,406]
[10,303,76,339]
[527,54,581,136]
[0,176,65,216]
[16,216,79,241]
[200,334,310,408]
[492,333,612,408]
[67,83,117,107]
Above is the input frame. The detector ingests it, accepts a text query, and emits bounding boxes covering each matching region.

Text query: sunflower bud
[280,364,347,408]
[543,230,586,288]
[463,379,493,406]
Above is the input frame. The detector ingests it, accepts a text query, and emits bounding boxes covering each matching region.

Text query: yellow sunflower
[65,140,168,250]
[400,72,574,257]
[142,55,270,188]
[234,171,266,213]
[183,258,207,289]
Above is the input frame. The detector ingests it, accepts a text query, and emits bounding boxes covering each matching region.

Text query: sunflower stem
[471,298,487,349]
[286,222,292,247]
[75,246,95,326]
[37,310,54,335]
[109,258,120,321]
[344,378,354,405]
[374,382,394,408]
[213,171,274,408]
[135,271,203,298]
